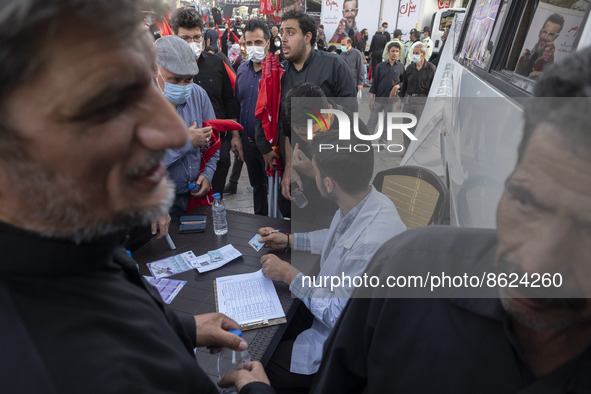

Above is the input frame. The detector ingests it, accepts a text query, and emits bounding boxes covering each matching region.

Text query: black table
[133,207,295,384]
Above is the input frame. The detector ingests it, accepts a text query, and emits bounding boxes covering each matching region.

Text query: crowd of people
[1,0,590,393]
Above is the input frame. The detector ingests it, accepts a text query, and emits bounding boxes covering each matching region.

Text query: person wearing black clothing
[258,10,356,221]
[399,42,436,149]
[382,22,390,41]
[367,42,403,138]
[369,26,389,77]
[171,8,243,198]
[234,19,273,215]
[356,28,368,53]
[205,20,220,52]
[0,1,272,392]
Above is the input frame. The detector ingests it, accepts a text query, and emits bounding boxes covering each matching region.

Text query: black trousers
[266,304,315,394]
[211,133,232,198]
[242,134,269,216]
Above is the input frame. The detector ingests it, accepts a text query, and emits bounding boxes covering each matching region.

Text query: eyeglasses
[539,29,559,38]
[180,35,203,42]
[342,8,358,14]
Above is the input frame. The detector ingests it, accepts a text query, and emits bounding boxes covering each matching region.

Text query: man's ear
[304,31,312,46]
[325,176,336,193]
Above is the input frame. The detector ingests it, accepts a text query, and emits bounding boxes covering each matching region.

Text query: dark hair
[518,46,591,162]
[205,45,215,52]
[311,131,374,194]
[393,29,402,38]
[282,10,317,46]
[0,0,141,159]
[317,39,326,50]
[544,13,565,32]
[413,30,421,40]
[171,7,203,34]
[209,21,215,28]
[382,22,388,27]
[319,24,324,29]
[282,82,328,131]
[387,42,401,52]
[423,26,431,34]
[327,45,337,52]
[244,18,270,41]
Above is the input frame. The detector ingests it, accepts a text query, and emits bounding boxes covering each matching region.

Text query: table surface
[133,207,295,384]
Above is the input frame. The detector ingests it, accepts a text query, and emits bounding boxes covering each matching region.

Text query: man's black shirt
[194,52,238,120]
[370,60,403,98]
[400,60,436,97]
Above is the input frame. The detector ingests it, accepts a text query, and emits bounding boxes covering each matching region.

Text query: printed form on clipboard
[215,269,286,330]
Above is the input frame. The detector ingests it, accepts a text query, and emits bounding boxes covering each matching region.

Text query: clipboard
[213,279,287,331]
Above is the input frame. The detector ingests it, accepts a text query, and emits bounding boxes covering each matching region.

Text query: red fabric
[185,131,220,212]
[226,16,231,24]
[154,18,173,36]
[255,53,283,176]
[368,64,373,81]
[203,13,208,22]
[223,62,237,90]
[203,119,243,133]
[216,24,221,36]
[232,32,240,43]
[259,0,274,14]
[185,120,243,211]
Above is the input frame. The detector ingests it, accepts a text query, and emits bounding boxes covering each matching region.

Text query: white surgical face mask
[341,45,348,53]
[274,40,281,48]
[247,45,266,63]
[188,41,202,58]
[412,54,421,63]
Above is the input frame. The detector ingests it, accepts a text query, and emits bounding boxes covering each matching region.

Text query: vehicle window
[458,0,504,69]
[439,10,462,32]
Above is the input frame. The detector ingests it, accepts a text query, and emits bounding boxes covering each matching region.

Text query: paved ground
[223,87,404,213]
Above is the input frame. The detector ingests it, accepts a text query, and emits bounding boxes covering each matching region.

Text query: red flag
[203,13,207,22]
[232,32,240,43]
[153,18,173,36]
[225,16,230,24]
[185,119,244,211]
[255,53,284,176]
[216,24,221,36]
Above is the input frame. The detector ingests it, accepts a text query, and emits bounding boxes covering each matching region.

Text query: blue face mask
[412,54,421,63]
[164,82,192,105]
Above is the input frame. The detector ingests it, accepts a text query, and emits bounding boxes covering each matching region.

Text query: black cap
[423,26,431,33]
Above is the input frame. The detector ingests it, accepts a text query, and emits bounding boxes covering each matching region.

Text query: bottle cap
[188,183,195,190]
[213,193,221,199]
[228,329,242,338]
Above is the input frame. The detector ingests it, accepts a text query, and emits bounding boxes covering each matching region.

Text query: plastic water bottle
[217,329,251,394]
[212,192,228,235]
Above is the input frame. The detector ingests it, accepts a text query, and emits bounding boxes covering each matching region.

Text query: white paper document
[192,244,242,273]
[216,269,285,325]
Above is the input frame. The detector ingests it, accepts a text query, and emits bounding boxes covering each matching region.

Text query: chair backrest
[372,166,449,228]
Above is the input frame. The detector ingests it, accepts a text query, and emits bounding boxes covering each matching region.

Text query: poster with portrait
[459,0,502,66]
[321,0,381,45]
[514,1,587,79]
